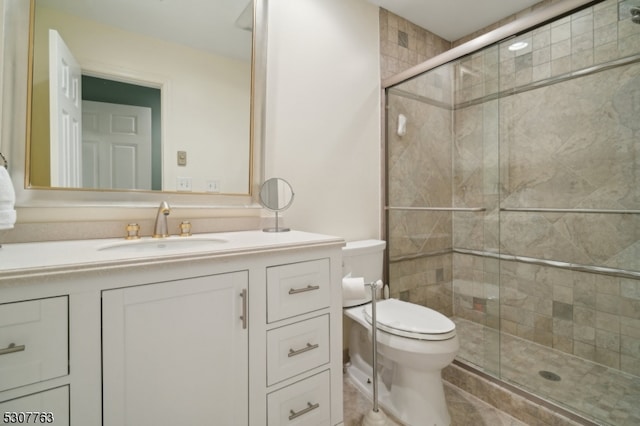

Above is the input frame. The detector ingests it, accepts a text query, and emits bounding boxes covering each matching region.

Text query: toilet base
[345,358,451,426]
[344,303,456,426]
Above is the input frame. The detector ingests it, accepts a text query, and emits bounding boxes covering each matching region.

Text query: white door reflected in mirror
[49,29,81,188]
[82,101,152,190]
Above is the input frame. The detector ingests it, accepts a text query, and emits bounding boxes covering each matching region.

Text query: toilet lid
[363,299,456,341]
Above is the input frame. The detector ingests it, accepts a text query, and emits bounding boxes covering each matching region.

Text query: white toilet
[343,240,459,426]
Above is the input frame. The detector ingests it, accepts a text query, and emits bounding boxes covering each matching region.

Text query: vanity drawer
[267,315,329,385]
[0,297,68,392]
[0,386,69,426]
[267,370,330,426]
[267,258,331,323]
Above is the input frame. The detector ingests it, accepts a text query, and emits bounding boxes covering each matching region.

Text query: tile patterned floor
[343,375,527,426]
[454,317,640,426]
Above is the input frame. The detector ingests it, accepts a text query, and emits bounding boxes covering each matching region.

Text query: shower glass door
[385,1,640,424]
[385,52,502,377]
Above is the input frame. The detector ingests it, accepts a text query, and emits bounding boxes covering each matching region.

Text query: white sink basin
[98,237,228,253]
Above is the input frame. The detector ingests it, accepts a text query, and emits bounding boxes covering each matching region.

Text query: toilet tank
[342,239,386,290]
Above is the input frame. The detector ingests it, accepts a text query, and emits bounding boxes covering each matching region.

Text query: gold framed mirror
[25,0,259,197]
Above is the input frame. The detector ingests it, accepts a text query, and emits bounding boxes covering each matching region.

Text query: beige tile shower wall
[498,259,640,376]
[452,0,561,47]
[451,0,640,376]
[389,253,454,316]
[453,252,640,377]
[381,8,452,314]
[379,9,451,80]
[498,0,640,92]
[452,253,500,329]
[451,99,500,254]
[454,0,640,105]
[493,62,640,375]
[386,89,454,314]
[499,60,640,270]
[385,1,640,341]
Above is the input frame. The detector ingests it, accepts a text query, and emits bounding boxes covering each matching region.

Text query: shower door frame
[380,0,613,424]
[382,0,601,290]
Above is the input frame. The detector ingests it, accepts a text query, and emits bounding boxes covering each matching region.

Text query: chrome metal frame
[390,248,640,281]
[454,248,640,280]
[501,207,640,215]
[387,206,485,212]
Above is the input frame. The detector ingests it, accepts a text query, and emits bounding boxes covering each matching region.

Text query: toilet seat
[363,299,456,341]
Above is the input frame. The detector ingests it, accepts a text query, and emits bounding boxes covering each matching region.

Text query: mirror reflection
[28,0,253,194]
[259,178,295,212]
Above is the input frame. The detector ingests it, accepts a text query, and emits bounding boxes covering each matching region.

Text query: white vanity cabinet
[101,271,249,426]
[0,297,70,426]
[255,257,343,426]
[0,230,344,426]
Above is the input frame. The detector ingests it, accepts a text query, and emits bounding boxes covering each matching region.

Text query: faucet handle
[125,223,141,240]
[179,221,192,237]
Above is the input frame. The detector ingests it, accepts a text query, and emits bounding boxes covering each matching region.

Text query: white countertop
[0,230,344,279]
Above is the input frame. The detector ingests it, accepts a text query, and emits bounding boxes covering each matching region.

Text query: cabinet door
[102,272,248,426]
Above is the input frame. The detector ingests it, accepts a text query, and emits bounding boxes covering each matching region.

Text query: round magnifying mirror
[259,178,295,232]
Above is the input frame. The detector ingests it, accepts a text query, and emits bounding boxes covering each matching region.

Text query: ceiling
[367,0,543,41]
[38,0,544,61]
[37,0,253,61]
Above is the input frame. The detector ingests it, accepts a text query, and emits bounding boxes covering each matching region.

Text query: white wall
[265,0,382,241]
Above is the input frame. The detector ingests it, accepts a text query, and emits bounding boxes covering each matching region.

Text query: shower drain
[539,370,561,381]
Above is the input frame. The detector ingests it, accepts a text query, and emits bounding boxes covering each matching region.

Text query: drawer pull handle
[288,342,319,358]
[0,343,25,356]
[240,289,248,330]
[289,402,320,421]
[288,285,320,295]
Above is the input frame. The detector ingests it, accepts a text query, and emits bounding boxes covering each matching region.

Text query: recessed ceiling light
[508,41,528,51]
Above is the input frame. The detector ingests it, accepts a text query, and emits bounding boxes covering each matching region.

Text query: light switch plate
[177,151,187,166]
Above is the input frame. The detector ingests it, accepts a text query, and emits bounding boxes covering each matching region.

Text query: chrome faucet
[152,201,171,238]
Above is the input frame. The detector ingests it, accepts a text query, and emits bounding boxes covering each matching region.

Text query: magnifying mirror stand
[259,177,294,232]
[263,211,290,233]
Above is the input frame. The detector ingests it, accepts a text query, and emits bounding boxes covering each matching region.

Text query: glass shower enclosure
[384,1,639,424]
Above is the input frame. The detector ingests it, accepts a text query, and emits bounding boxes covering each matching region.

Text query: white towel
[0,166,16,229]
[0,166,15,204]
[0,209,16,230]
